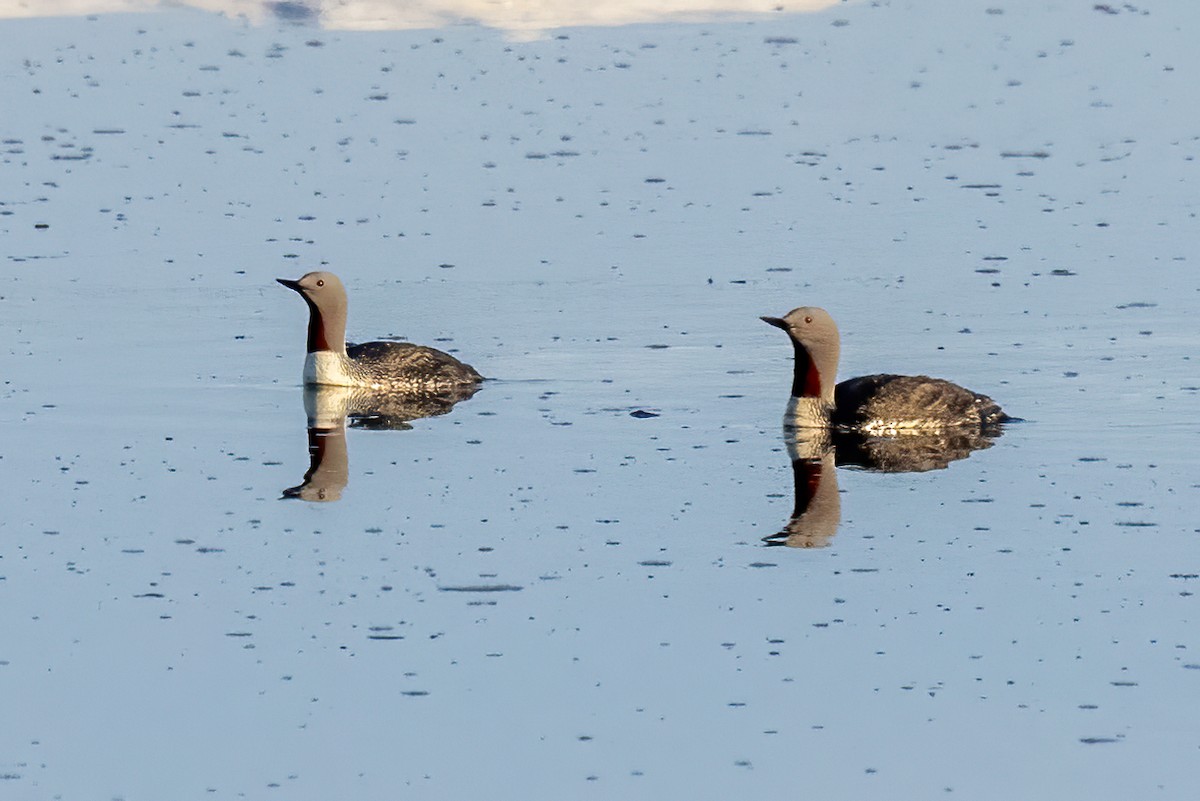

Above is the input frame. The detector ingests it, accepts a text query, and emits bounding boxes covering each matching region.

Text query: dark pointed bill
[761,316,788,330]
[277,277,302,291]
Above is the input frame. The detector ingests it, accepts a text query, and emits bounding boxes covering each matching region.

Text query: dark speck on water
[438,584,523,593]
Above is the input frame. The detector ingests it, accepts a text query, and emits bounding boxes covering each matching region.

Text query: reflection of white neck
[785,424,832,461]
[303,384,355,429]
[785,396,832,430]
[303,351,354,387]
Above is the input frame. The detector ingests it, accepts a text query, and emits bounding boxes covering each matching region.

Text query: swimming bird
[761,306,1007,433]
[278,271,483,391]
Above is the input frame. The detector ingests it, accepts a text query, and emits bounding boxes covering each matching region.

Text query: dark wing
[348,341,484,384]
[834,374,1006,431]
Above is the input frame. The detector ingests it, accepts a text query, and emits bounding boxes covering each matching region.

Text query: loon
[278,271,483,391]
[762,306,1007,433]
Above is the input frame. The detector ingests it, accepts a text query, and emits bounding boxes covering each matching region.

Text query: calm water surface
[2,2,1198,798]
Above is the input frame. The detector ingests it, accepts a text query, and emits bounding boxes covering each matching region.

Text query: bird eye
[316,279,325,287]
[804,316,813,324]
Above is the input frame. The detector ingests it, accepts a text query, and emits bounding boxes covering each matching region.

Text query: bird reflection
[285,424,350,502]
[282,383,479,502]
[764,425,1003,548]
[763,430,842,548]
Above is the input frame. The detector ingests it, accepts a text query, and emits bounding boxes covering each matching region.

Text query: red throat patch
[803,358,821,397]
[792,343,823,398]
[305,299,332,353]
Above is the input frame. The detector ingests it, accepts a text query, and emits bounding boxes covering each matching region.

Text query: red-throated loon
[278,271,483,391]
[762,306,1007,433]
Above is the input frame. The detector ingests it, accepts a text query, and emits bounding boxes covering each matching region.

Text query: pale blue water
[2,2,1198,798]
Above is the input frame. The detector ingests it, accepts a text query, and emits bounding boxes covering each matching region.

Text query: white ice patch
[0,2,843,38]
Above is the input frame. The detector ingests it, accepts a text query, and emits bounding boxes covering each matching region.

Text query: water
[2,1,1198,798]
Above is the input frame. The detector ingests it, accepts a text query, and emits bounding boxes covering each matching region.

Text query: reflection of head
[764,424,1004,548]
[283,427,349,502]
[763,450,841,549]
[284,383,481,503]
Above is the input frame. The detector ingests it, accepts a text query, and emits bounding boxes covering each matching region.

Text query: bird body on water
[762,306,1007,433]
[278,271,483,392]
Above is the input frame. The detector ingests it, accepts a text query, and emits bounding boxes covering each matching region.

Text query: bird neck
[791,341,835,404]
[304,297,346,356]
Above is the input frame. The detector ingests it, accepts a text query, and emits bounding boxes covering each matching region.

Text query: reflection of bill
[6,0,843,37]
[763,425,1002,548]
[284,424,349,502]
[763,432,841,549]
[282,383,478,502]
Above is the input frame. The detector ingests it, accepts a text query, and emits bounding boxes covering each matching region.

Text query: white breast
[784,396,832,430]
[303,351,355,387]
